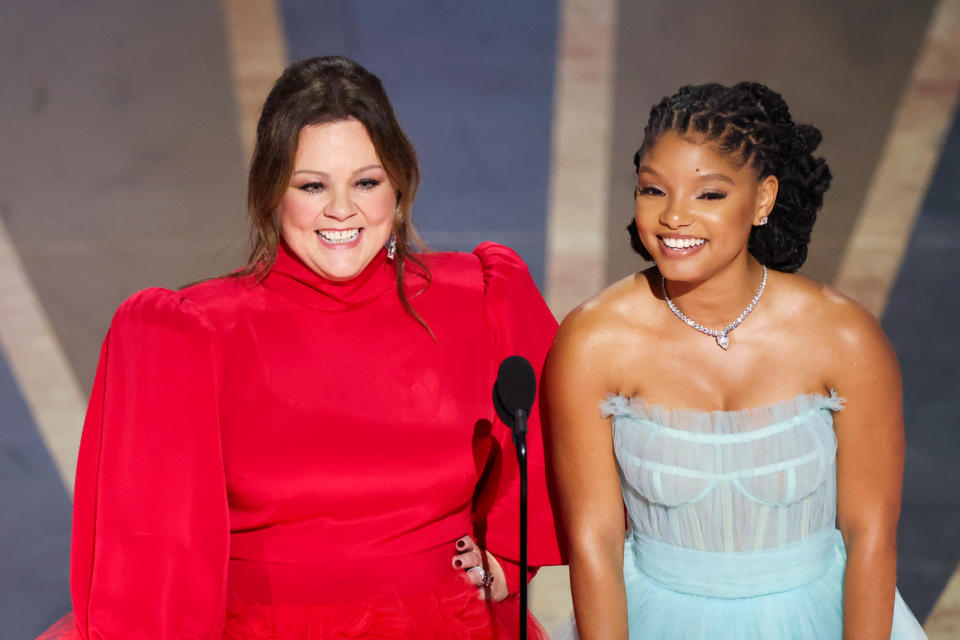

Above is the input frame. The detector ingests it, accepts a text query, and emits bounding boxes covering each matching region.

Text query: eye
[356,178,381,191]
[699,190,726,200]
[638,185,665,197]
[298,182,325,193]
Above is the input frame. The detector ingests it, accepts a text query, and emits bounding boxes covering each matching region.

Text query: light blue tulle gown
[559,392,927,639]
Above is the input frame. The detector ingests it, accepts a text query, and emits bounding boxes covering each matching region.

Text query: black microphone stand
[493,355,536,640]
[512,407,528,640]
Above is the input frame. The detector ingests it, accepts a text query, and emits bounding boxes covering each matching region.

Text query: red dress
[39,242,562,639]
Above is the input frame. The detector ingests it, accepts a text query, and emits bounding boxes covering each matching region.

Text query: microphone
[492,355,537,639]
[493,355,537,442]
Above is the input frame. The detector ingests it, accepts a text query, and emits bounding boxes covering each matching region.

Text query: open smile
[316,228,362,246]
[658,235,707,256]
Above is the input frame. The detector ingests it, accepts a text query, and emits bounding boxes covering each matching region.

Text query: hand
[451,535,509,601]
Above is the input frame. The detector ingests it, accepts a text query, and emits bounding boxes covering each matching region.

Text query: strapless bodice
[603,392,844,553]
[552,392,928,639]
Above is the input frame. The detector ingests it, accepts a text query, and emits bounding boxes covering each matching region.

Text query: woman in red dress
[39,56,561,639]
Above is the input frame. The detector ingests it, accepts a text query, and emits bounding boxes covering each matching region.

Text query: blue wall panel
[280,0,559,285]
[883,105,960,620]
[0,350,72,635]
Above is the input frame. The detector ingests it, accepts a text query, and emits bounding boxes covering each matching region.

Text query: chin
[286,229,386,281]
[313,257,370,281]
[654,259,710,284]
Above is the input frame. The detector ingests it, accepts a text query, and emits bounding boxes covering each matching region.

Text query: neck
[662,255,766,329]
[263,240,396,311]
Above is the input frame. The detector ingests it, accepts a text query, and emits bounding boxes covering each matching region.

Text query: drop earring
[386,235,397,260]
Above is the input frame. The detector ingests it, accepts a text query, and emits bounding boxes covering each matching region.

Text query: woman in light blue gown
[545,82,928,639]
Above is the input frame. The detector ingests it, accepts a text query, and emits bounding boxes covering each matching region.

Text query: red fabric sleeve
[69,288,229,639]
[472,242,563,595]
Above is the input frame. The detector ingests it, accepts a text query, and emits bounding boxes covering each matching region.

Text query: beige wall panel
[0,1,249,391]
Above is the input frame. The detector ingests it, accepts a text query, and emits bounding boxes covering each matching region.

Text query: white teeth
[317,229,360,244]
[662,237,705,249]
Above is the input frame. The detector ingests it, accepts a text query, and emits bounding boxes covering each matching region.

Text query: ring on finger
[466,565,495,588]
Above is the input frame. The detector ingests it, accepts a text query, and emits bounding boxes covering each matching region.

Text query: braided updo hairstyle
[627,82,832,272]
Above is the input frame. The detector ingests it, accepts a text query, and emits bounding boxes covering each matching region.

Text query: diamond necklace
[661,265,767,350]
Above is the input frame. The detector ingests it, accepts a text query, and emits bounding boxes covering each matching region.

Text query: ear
[753,175,779,225]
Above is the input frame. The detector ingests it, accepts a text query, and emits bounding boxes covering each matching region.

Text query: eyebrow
[293,164,385,177]
[696,172,735,185]
[635,164,660,177]
[636,165,735,185]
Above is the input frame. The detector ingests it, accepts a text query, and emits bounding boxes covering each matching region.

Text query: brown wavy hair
[239,55,431,326]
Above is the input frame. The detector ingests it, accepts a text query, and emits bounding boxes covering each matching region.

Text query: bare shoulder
[551,268,659,379]
[557,269,658,344]
[807,277,888,347]
[772,272,898,382]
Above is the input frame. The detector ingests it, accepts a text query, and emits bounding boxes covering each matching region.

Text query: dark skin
[545,131,903,639]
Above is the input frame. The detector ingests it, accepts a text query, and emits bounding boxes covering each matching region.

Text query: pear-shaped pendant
[716,333,730,350]
[661,266,767,354]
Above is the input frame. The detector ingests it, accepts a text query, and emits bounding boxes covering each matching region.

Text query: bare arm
[829,302,904,640]
[544,311,629,640]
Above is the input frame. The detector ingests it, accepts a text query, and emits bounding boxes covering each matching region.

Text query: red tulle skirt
[222,573,548,640]
[37,574,548,640]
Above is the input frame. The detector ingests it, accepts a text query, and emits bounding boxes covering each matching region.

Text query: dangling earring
[758,216,769,226]
[386,203,400,260]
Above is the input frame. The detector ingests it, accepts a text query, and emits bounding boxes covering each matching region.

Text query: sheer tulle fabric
[556,393,927,639]
[608,392,844,552]
[38,575,549,640]
[556,532,926,640]
[221,574,548,640]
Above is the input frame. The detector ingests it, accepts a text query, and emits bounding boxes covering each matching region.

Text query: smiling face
[277,118,397,281]
[634,131,778,283]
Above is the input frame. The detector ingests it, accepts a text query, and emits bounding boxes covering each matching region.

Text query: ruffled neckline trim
[602,391,844,435]
[262,241,396,311]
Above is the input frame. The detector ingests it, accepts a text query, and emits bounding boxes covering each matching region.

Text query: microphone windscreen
[493,355,537,426]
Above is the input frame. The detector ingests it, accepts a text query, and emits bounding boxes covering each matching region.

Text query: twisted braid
[628,82,831,272]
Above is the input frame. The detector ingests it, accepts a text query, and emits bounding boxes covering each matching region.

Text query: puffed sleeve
[69,288,228,639]
[472,242,563,594]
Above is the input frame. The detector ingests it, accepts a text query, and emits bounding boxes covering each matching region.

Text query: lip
[316,227,363,249]
[657,235,707,257]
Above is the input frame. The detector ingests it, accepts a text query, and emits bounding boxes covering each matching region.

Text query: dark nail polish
[454,559,462,568]
[457,540,465,548]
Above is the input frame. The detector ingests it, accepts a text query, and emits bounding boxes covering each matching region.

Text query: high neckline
[262,240,396,311]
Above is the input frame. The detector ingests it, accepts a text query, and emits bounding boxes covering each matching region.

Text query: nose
[658,199,693,229]
[323,185,356,221]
